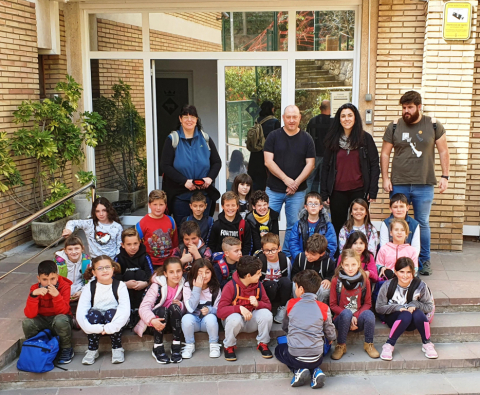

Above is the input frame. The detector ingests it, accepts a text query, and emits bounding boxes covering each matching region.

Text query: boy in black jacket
[291,234,335,304]
[180,191,214,242]
[114,228,153,327]
[246,190,280,252]
[208,191,253,256]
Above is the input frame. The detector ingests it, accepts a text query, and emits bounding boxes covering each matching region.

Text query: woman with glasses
[321,103,380,236]
[161,105,222,224]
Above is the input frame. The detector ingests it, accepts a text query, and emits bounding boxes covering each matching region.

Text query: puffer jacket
[376,242,418,274]
[134,275,185,337]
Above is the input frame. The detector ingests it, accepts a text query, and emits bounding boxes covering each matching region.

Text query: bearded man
[380,91,450,276]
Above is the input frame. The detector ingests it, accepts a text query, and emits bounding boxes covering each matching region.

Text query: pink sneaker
[422,342,438,359]
[380,343,394,361]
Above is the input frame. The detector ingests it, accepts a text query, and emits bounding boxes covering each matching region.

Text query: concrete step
[296,81,346,88]
[2,342,480,389]
[296,75,334,82]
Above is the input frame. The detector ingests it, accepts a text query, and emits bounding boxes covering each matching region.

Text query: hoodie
[289,208,337,260]
[245,209,280,252]
[24,276,73,318]
[380,214,421,257]
[207,211,253,256]
[376,242,418,275]
[54,250,91,295]
[291,252,335,282]
[217,271,271,320]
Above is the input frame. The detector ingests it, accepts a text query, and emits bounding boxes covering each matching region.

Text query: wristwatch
[441,175,449,180]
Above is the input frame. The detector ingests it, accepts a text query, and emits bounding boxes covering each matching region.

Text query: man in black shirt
[263,105,315,258]
[306,100,332,194]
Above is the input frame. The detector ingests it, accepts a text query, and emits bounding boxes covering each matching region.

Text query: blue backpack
[17,329,59,373]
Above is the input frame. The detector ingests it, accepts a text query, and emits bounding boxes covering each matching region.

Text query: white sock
[154,343,163,348]
[172,340,181,345]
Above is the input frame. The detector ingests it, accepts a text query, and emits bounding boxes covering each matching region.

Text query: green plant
[94,80,147,193]
[0,75,106,222]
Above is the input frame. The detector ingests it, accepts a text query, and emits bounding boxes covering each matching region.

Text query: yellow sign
[443,2,472,40]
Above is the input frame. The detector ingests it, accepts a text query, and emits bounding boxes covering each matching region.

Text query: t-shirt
[335,148,363,191]
[383,116,445,185]
[264,257,291,282]
[137,214,179,266]
[308,219,319,238]
[263,128,316,192]
[306,114,332,157]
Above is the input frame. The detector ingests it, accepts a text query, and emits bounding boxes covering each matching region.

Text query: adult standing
[381,91,450,276]
[321,103,380,237]
[306,100,332,193]
[248,101,281,191]
[264,105,315,257]
[161,105,221,225]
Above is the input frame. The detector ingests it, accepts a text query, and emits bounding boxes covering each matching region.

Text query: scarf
[253,209,270,224]
[338,270,363,290]
[339,134,354,154]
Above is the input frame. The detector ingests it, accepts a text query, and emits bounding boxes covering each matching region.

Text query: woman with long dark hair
[248,100,281,191]
[321,103,380,236]
[161,105,222,224]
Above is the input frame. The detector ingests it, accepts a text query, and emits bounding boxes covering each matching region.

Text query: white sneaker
[82,349,99,365]
[112,347,125,364]
[274,305,286,324]
[182,343,195,359]
[209,343,221,358]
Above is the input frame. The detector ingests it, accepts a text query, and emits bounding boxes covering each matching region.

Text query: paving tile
[141,381,218,394]
[59,386,140,395]
[328,344,368,372]
[370,373,457,395]
[446,271,480,282]
[0,389,59,395]
[0,318,26,341]
[218,377,311,395]
[444,372,480,394]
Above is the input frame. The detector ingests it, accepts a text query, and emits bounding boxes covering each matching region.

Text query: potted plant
[0,75,106,246]
[94,80,148,211]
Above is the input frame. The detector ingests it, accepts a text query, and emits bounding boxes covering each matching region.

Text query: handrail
[0,181,95,241]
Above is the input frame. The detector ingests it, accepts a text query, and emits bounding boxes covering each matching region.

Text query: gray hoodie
[282,292,336,358]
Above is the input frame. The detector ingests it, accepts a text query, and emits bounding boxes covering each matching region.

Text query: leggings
[86,309,122,350]
[333,309,375,344]
[263,277,292,306]
[152,304,183,344]
[383,310,430,346]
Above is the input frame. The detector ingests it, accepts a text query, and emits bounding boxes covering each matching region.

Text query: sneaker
[170,344,182,363]
[310,368,326,389]
[331,343,347,360]
[224,346,237,361]
[274,305,286,324]
[290,368,310,387]
[380,343,394,361]
[422,342,438,359]
[181,343,195,359]
[257,342,273,359]
[152,345,170,364]
[364,342,380,359]
[57,347,74,364]
[82,349,99,365]
[209,343,221,358]
[419,261,433,276]
[111,347,125,364]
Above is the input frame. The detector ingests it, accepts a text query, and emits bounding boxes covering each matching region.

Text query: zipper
[24,344,51,352]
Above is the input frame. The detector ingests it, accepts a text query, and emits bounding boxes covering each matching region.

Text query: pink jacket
[337,254,378,283]
[376,242,418,274]
[134,275,185,337]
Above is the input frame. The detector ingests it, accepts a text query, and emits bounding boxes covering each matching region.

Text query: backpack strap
[406,277,422,304]
[218,260,229,280]
[392,118,401,135]
[200,130,211,151]
[239,219,245,242]
[336,279,342,305]
[167,215,176,231]
[90,278,120,307]
[231,278,262,305]
[81,254,91,274]
[431,117,437,132]
[169,131,180,150]
[386,277,399,302]
[278,252,289,276]
[258,115,274,126]
[135,222,144,241]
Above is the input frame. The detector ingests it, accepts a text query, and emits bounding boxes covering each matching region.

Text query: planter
[119,188,147,211]
[96,188,119,203]
[32,213,80,247]
[73,193,92,220]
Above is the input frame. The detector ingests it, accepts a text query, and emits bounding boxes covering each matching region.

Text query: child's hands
[125,280,137,289]
[365,270,370,277]
[249,296,259,308]
[350,316,358,330]
[240,306,252,321]
[321,279,331,290]
[193,273,204,288]
[379,266,386,278]
[133,281,148,291]
[172,299,182,307]
[32,287,49,296]
[200,306,209,316]
[400,306,416,313]
[71,291,81,301]
[101,329,106,335]
[62,228,73,237]
[180,249,193,264]
[187,243,201,260]
[151,318,166,331]
[47,284,59,298]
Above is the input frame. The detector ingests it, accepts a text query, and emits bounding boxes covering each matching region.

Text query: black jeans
[330,188,366,236]
[263,277,292,306]
[152,304,183,344]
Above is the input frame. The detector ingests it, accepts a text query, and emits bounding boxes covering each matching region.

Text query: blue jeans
[266,187,306,257]
[391,184,434,268]
[307,156,323,194]
[181,313,219,344]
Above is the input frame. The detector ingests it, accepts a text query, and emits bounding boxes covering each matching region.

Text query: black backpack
[90,278,120,306]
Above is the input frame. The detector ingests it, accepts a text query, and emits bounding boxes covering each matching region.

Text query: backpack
[135,216,176,242]
[335,279,367,307]
[258,251,289,281]
[17,329,59,373]
[246,116,274,152]
[231,278,263,305]
[238,218,245,243]
[169,130,211,151]
[212,252,232,280]
[55,253,91,285]
[90,278,120,306]
[392,117,437,135]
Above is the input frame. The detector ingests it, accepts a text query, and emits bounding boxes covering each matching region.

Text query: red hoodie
[24,276,73,318]
[217,271,271,320]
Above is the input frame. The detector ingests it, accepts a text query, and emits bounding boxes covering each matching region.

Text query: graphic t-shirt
[383,115,445,185]
[308,219,319,238]
[264,257,291,282]
[137,215,179,266]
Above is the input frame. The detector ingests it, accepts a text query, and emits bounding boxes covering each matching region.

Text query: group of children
[21,182,436,389]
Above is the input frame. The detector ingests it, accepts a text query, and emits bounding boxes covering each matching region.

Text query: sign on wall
[330,91,351,117]
[443,2,472,40]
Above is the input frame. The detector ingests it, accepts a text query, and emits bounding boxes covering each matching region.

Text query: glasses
[263,249,278,255]
[181,115,197,121]
[306,203,321,207]
[95,266,112,272]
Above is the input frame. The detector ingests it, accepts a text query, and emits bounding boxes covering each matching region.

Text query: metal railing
[0,181,96,281]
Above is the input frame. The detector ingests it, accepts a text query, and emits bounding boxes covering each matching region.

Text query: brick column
[421,0,478,251]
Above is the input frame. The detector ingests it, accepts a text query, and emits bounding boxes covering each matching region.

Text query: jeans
[307,156,323,194]
[391,184,434,268]
[22,314,72,349]
[222,309,273,348]
[266,187,306,257]
[333,309,375,344]
[181,313,219,344]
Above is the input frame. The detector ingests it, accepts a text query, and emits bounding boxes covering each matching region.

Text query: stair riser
[435,305,480,313]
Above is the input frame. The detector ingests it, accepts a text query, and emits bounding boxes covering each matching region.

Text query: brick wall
[165,12,222,30]
[97,18,142,51]
[150,29,222,52]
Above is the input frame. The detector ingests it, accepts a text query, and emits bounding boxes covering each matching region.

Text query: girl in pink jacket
[134,257,185,364]
[376,219,418,279]
[338,231,378,283]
